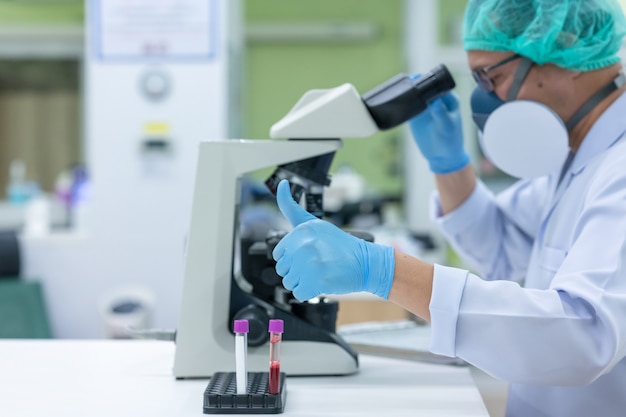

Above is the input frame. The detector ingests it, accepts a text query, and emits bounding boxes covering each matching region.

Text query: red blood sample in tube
[268,319,283,395]
[269,361,280,394]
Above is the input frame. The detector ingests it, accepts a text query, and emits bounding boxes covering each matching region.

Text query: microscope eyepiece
[414,64,456,104]
[362,64,456,130]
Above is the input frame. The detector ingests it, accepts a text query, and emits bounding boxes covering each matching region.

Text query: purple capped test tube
[234,320,249,394]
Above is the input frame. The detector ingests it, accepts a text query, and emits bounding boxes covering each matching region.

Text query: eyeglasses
[472,54,521,92]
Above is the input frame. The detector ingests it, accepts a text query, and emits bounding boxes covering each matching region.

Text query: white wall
[22,0,242,338]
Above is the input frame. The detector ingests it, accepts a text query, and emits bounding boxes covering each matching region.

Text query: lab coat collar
[569,89,626,176]
[541,90,626,227]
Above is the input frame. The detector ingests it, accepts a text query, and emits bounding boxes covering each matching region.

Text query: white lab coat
[428,90,626,417]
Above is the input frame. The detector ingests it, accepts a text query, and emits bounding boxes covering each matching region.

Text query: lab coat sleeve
[431,178,549,282]
[429,163,626,386]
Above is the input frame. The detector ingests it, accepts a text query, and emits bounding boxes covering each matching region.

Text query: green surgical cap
[463,0,626,71]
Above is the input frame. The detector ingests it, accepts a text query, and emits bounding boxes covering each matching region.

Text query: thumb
[276,180,317,226]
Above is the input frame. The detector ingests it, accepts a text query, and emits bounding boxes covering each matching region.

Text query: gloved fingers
[272,230,300,262]
[274,250,291,277]
[292,285,314,302]
[276,180,317,227]
[411,105,433,122]
[272,222,317,262]
[281,271,299,292]
[272,238,286,262]
[440,92,460,112]
[429,97,458,127]
[409,98,448,128]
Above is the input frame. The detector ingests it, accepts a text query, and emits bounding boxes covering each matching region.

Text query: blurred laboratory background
[0,0,454,337]
[0,0,626,415]
[2,0,626,334]
[0,2,625,415]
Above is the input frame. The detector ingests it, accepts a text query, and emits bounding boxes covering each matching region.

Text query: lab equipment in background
[0,279,53,338]
[54,164,91,229]
[268,319,283,395]
[323,165,386,229]
[0,231,20,278]
[18,0,242,339]
[234,319,249,395]
[173,64,456,379]
[23,195,51,236]
[0,231,53,338]
[98,284,155,339]
[6,159,39,205]
[323,165,367,214]
[238,178,290,243]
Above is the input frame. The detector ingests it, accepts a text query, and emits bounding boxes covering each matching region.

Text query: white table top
[0,340,489,417]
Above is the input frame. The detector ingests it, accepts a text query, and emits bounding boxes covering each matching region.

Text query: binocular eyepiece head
[362,64,456,130]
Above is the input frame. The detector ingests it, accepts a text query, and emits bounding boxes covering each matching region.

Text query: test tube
[268,319,284,395]
[234,319,249,395]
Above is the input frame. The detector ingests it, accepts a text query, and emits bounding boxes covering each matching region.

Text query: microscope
[173,65,455,379]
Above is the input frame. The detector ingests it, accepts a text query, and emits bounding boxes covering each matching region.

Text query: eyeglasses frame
[472,53,522,92]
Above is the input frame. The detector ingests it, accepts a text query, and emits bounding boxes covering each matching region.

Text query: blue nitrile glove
[272,180,395,301]
[408,82,469,174]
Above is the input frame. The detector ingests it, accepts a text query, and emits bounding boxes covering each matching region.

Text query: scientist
[272,1,626,416]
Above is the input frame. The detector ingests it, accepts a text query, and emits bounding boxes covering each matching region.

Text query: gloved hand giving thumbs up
[272,179,395,301]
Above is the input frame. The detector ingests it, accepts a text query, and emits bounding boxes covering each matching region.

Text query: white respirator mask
[479,100,569,179]
[471,56,625,179]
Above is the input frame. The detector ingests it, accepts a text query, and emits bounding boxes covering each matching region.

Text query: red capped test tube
[268,319,283,395]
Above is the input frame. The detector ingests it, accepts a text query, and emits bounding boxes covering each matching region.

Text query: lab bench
[0,340,489,417]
